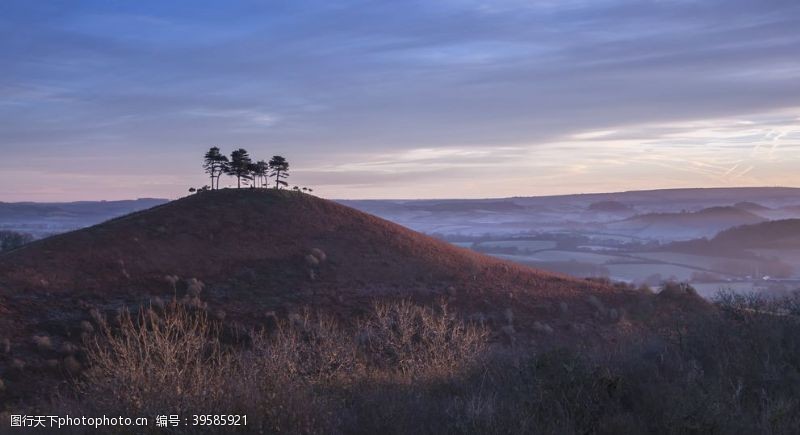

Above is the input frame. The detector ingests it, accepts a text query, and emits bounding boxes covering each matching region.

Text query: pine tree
[203,147,229,189]
[268,155,289,189]
[227,148,253,188]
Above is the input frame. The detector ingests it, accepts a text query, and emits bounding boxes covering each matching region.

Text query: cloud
[0,0,798,200]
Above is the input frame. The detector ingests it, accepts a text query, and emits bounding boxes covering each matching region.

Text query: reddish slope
[0,190,643,341]
[1,189,598,298]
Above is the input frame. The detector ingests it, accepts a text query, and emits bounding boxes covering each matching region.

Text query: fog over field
[0,199,168,238]
[342,187,800,297]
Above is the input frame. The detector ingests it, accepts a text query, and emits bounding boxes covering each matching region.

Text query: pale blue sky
[1,0,798,200]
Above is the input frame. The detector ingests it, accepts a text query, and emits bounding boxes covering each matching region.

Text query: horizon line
[2,185,799,204]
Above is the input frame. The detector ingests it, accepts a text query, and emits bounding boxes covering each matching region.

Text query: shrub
[49,296,800,434]
[73,303,237,416]
[358,300,488,378]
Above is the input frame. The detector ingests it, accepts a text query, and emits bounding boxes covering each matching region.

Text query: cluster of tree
[0,230,34,252]
[202,147,296,190]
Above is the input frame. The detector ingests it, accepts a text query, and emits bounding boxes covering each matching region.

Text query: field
[474,240,557,251]
[448,237,800,295]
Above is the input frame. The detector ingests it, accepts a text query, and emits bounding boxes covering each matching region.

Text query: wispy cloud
[0,0,798,200]
[185,108,279,128]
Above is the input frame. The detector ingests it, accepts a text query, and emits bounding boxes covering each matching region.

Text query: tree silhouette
[251,160,269,188]
[268,155,289,189]
[246,162,258,188]
[203,147,229,190]
[227,148,253,188]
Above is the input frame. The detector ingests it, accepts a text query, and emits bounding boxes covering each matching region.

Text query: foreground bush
[74,305,238,417]
[53,296,800,434]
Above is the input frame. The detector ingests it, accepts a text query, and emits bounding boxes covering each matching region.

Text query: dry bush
[52,295,800,434]
[234,312,362,433]
[59,299,487,433]
[358,300,489,378]
[74,302,240,417]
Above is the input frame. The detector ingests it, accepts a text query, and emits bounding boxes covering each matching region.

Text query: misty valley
[343,187,800,298]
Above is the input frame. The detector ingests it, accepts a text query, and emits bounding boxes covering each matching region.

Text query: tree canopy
[200,148,304,192]
[268,155,289,189]
[203,147,229,190]
[226,148,253,189]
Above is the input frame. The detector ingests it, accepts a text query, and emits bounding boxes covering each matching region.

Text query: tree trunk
[237,175,241,188]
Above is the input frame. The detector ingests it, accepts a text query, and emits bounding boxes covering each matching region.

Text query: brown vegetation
[33,294,800,434]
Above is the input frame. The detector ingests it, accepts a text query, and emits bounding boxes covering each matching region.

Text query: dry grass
[74,303,238,417]
[50,294,800,434]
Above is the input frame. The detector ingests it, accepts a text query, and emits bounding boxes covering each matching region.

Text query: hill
[0,189,716,409]
[341,187,800,239]
[605,206,767,240]
[670,219,800,254]
[733,201,771,213]
[1,190,596,300]
[587,200,633,213]
[0,198,169,238]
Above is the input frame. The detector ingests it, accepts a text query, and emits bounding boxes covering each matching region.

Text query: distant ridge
[671,219,800,253]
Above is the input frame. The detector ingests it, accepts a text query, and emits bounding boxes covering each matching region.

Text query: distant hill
[715,219,800,249]
[0,198,168,219]
[0,198,169,237]
[605,206,767,241]
[671,219,800,253]
[587,200,633,213]
[780,205,800,216]
[341,187,800,238]
[407,200,524,213]
[733,201,771,214]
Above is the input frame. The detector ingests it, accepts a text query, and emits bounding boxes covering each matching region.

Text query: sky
[1,0,799,201]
